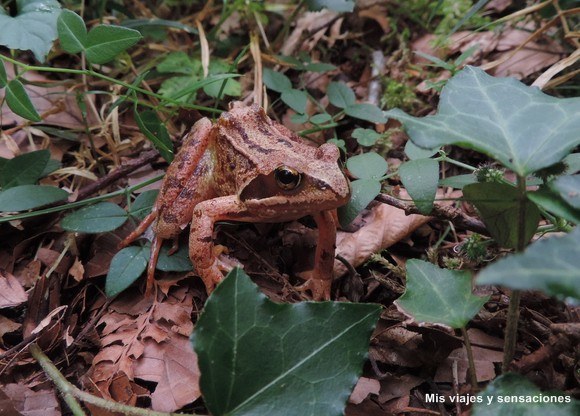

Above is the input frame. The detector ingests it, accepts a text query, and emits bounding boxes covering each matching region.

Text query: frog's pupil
[278,169,296,184]
[275,166,301,189]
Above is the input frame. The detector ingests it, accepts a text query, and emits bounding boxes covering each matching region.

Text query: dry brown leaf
[68,258,85,282]
[0,315,21,342]
[281,10,338,56]
[0,384,60,416]
[349,377,380,404]
[379,374,424,403]
[0,270,28,309]
[434,345,504,384]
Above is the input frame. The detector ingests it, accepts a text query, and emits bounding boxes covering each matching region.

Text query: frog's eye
[274,166,302,190]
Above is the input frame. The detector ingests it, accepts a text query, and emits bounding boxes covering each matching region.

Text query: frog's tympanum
[120,102,350,300]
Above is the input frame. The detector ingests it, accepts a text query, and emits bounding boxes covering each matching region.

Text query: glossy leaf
[192,268,380,416]
[61,202,128,233]
[5,79,41,122]
[396,260,489,328]
[263,68,292,93]
[473,373,579,416]
[85,25,142,64]
[338,179,381,227]
[134,109,173,162]
[551,175,580,209]
[439,174,477,189]
[106,245,149,297]
[129,190,158,220]
[57,9,86,53]
[0,149,50,189]
[399,158,439,214]
[463,182,541,249]
[281,88,308,114]
[156,244,193,272]
[327,82,355,108]
[527,187,580,224]
[385,66,580,176]
[477,228,580,304]
[0,0,62,62]
[0,185,68,212]
[346,152,388,180]
[345,103,387,123]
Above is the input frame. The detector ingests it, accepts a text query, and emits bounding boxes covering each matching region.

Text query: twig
[29,343,204,416]
[375,193,488,235]
[461,327,478,388]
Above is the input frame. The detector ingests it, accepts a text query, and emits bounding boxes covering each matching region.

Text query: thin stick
[461,327,478,388]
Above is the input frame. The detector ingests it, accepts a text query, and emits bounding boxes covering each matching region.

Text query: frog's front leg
[189,196,250,293]
[296,210,337,301]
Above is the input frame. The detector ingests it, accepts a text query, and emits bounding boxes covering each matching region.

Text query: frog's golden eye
[274,166,302,190]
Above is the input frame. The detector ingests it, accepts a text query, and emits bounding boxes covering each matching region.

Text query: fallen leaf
[0,384,60,416]
[434,345,504,383]
[68,258,85,282]
[0,315,22,343]
[349,377,380,404]
[0,271,28,309]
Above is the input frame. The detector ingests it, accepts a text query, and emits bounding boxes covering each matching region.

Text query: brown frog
[120,102,350,300]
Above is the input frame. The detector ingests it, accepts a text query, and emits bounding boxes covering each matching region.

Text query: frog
[120,102,350,300]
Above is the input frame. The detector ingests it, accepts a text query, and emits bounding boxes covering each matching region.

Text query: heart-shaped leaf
[0,185,68,212]
[0,149,50,189]
[192,268,380,416]
[61,202,128,233]
[85,25,142,64]
[385,66,580,176]
[477,228,580,304]
[399,158,439,214]
[0,0,62,62]
[463,182,541,249]
[396,260,489,328]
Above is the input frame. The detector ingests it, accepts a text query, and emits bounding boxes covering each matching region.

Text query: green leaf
[6,79,41,122]
[352,128,381,147]
[527,187,580,224]
[1,149,50,189]
[106,245,149,297]
[281,89,308,114]
[346,152,388,180]
[338,179,381,227]
[0,0,62,62]
[399,158,439,214]
[439,174,477,189]
[0,60,7,87]
[191,268,380,416]
[129,190,158,220]
[61,202,128,233]
[309,113,332,125]
[327,82,355,108]
[551,175,580,209]
[306,0,355,12]
[134,109,174,162]
[477,228,580,304]
[463,182,541,249]
[345,103,387,123]
[303,62,336,72]
[57,9,86,54]
[473,373,579,416]
[563,153,580,174]
[156,244,193,272]
[158,75,199,103]
[263,68,292,93]
[396,260,489,328]
[385,67,580,176]
[85,25,142,64]
[157,52,199,74]
[0,185,68,212]
[169,73,239,101]
[404,140,438,160]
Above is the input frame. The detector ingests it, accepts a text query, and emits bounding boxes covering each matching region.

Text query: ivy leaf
[463,182,541,249]
[550,174,580,209]
[399,158,439,214]
[106,245,149,297]
[61,202,128,233]
[346,152,388,180]
[345,103,387,123]
[439,174,477,190]
[527,187,580,224]
[5,79,41,122]
[396,260,489,328]
[477,228,580,304]
[0,185,68,212]
[0,0,62,62]
[0,149,50,189]
[385,66,580,176]
[473,373,579,416]
[191,268,380,416]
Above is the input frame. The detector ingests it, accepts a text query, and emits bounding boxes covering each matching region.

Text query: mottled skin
[120,102,350,300]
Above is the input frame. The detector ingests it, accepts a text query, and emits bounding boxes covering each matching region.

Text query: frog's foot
[295,271,331,301]
[196,251,244,294]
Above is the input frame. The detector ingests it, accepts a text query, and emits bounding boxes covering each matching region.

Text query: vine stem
[29,343,203,416]
[461,327,478,388]
[501,174,527,372]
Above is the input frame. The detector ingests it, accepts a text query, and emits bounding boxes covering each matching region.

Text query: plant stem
[29,343,202,416]
[501,175,527,372]
[461,327,478,388]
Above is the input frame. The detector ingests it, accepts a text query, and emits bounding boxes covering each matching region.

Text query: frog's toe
[295,273,331,301]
